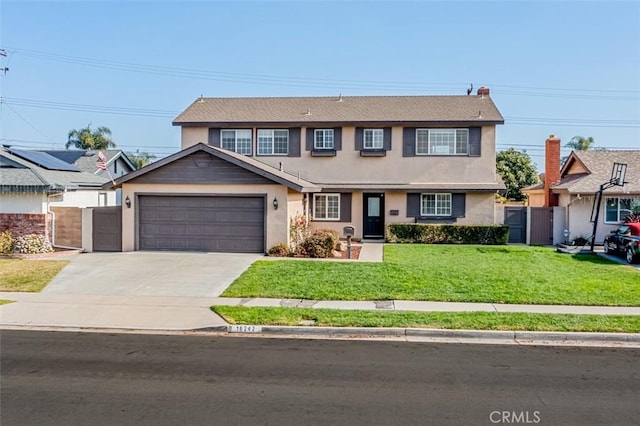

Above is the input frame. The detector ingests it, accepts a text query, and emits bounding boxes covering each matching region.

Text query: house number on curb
[229,325,263,333]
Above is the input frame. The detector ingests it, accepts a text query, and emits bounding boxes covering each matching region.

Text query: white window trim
[221,129,253,155]
[313,193,341,221]
[416,128,469,156]
[420,193,452,216]
[257,129,289,156]
[605,197,640,224]
[363,129,384,150]
[314,129,334,150]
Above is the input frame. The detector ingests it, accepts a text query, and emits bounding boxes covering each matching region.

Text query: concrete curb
[225,325,640,346]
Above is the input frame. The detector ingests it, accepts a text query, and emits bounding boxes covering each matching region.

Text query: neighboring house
[42,149,136,206]
[522,137,640,244]
[107,88,505,253]
[0,146,113,243]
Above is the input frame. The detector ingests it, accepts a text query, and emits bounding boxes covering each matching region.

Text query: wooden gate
[92,206,122,252]
[530,207,554,245]
[504,207,527,243]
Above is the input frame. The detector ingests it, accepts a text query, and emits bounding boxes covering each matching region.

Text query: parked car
[603,223,640,264]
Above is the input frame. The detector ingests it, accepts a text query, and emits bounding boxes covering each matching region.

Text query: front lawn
[0,259,69,292]
[222,245,640,306]
[213,306,640,333]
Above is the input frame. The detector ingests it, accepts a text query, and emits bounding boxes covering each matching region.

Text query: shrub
[623,212,640,223]
[571,236,590,246]
[289,212,311,254]
[0,230,14,254]
[301,229,340,258]
[268,242,292,257]
[13,234,54,254]
[386,224,509,245]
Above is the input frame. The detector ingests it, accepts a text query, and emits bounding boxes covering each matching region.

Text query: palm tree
[127,150,156,169]
[565,136,595,151]
[67,124,116,150]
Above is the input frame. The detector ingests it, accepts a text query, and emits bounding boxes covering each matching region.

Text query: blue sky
[1,0,639,171]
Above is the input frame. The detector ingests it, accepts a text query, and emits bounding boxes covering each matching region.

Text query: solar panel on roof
[41,150,86,164]
[8,148,81,172]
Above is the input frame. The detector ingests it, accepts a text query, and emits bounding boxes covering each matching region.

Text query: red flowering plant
[289,212,312,254]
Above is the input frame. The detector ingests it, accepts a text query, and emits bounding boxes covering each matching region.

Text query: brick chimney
[544,135,561,207]
[477,86,490,97]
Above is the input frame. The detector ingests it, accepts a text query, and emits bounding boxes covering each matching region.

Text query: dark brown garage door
[138,195,265,253]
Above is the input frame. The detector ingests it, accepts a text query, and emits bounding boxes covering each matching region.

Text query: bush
[13,234,53,254]
[386,224,509,245]
[623,212,640,223]
[0,230,14,254]
[267,242,292,257]
[301,229,340,258]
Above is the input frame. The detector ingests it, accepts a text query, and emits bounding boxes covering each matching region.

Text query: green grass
[0,299,13,305]
[0,259,69,292]
[223,245,640,306]
[213,306,640,333]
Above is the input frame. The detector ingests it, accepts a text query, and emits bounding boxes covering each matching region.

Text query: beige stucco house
[109,88,505,253]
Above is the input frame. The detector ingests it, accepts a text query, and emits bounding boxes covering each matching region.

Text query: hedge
[386,224,509,245]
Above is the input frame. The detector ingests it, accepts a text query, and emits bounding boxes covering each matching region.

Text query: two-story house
[108,88,504,253]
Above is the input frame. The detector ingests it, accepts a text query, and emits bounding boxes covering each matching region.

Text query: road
[1,330,638,425]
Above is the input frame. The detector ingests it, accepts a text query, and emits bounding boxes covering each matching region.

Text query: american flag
[97,152,108,171]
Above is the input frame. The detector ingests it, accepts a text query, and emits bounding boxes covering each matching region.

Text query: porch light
[273,197,278,210]
[125,196,131,208]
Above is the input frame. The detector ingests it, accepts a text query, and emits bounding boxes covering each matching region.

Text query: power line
[5,47,640,99]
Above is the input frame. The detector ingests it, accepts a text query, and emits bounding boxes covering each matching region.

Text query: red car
[603,223,640,264]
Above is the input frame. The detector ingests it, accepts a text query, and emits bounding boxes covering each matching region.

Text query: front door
[363,193,385,239]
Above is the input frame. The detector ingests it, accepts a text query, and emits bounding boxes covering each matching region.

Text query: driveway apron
[42,252,261,298]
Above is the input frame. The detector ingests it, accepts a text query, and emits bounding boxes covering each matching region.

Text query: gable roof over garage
[105,143,320,192]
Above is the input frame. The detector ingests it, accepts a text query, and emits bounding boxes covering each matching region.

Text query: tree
[496,148,539,201]
[565,135,595,151]
[127,149,156,169]
[67,124,116,150]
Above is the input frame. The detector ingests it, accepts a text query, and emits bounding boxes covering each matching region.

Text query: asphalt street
[1,330,639,426]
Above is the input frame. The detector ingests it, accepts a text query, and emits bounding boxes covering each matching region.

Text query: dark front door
[363,193,385,239]
[504,206,527,244]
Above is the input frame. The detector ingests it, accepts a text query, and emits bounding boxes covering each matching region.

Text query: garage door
[138,195,265,253]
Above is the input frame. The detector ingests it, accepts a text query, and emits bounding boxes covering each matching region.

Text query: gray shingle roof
[42,150,134,174]
[0,148,108,192]
[173,95,504,125]
[554,150,640,194]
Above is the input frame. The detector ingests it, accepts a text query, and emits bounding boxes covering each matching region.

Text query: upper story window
[313,193,340,221]
[221,129,252,155]
[421,193,452,216]
[258,129,289,155]
[605,197,640,223]
[314,129,334,150]
[364,129,384,149]
[416,129,468,155]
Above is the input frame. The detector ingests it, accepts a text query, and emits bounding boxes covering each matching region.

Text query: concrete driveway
[42,252,262,298]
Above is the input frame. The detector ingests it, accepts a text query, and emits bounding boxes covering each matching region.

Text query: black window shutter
[403,128,416,157]
[469,128,481,157]
[334,127,342,151]
[288,128,301,157]
[309,194,314,216]
[406,193,420,217]
[383,127,392,150]
[306,128,314,151]
[340,193,352,222]
[452,193,466,217]
[209,128,221,147]
[355,128,363,150]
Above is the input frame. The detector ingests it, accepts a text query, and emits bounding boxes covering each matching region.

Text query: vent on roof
[8,148,81,172]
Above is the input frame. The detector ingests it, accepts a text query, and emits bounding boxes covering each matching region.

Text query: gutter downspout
[565,193,582,240]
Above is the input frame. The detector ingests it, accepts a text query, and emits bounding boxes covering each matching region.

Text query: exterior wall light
[125,196,131,208]
[273,197,279,210]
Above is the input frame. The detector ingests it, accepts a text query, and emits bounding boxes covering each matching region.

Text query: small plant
[0,230,14,254]
[623,212,640,223]
[267,242,292,257]
[13,234,53,254]
[301,229,339,258]
[289,212,312,254]
[571,236,590,247]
